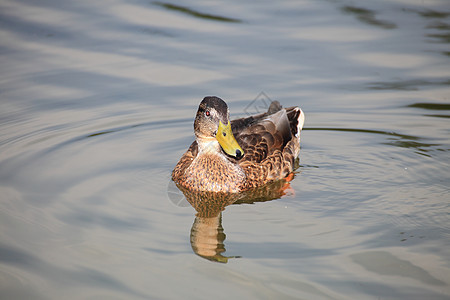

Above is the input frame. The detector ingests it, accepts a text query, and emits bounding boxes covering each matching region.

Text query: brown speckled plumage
[172,96,305,193]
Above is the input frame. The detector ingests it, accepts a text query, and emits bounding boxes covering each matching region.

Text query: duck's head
[194,96,244,159]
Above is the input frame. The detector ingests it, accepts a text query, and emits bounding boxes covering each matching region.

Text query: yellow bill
[216,121,244,158]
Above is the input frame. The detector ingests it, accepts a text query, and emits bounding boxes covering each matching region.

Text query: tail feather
[286,107,305,138]
[268,101,283,114]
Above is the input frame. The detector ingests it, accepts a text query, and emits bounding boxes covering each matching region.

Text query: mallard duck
[172,96,305,193]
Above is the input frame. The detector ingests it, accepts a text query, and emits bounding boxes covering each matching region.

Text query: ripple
[417,10,450,19]
[153,2,242,23]
[366,79,450,90]
[341,6,396,29]
[296,127,450,236]
[304,127,421,139]
[407,102,450,110]
[350,251,446,286]
[1,116,191,161]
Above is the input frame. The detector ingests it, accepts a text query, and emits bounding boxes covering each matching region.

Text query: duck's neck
[196,137,222,154]
[185,137,245,193]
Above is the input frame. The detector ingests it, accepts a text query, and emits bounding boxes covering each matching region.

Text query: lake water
[1,0,449,299]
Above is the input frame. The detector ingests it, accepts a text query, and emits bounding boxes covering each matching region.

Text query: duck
[172,96,305,193]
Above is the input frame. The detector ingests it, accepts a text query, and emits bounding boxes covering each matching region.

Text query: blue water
[1,0,449,299]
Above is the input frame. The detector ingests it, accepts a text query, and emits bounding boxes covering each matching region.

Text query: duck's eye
[205,111,210,117]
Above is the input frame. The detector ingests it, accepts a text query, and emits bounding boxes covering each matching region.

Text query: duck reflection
[175,174,295,263]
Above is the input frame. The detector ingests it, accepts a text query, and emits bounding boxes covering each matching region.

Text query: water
[0,0,449,299]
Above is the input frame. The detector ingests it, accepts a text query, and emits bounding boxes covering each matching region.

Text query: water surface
[1,0,449,299]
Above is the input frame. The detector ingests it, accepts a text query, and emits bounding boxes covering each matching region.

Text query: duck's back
[231,102,304,189]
